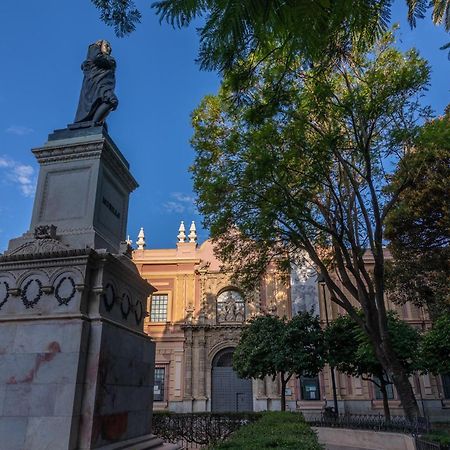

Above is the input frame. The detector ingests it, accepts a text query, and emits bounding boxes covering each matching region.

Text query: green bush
[423,430,450,446]
[211,411,323,450]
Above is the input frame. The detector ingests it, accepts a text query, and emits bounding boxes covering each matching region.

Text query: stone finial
[125,235,133,246]
[136,227,146,250]
[188,221,197,243]
[177,221,186,243]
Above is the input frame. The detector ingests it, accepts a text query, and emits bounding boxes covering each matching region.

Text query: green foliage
[211,411,323,450]
[420,312,450,375]
[190,31,430,418]
[153,0,391,71]
[423,430,450,446]
[406,0,450,31]
[190,31,430,296]
[385,111,450,318]
[90,0,450,65]
[91,0,141,36]
[233,313,325,381]
[325,311,421,379]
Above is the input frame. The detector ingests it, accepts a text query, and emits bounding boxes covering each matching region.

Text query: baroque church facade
[132,222,450,420]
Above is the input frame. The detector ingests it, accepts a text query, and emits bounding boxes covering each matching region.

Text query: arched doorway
[211,348,253,412]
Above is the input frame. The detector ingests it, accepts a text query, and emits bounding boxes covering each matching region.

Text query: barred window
[154,367,165,402]
[150,294,168,322]
[300,376,321,401]
[373,376,394,400]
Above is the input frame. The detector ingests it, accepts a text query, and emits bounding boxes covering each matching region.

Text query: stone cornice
[0,248,94,266]
[32,134,138,193]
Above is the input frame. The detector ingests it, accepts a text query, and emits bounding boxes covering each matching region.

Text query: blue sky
[0,1,448,251]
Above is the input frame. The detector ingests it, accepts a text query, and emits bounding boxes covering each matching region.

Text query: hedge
[211,411,323,449]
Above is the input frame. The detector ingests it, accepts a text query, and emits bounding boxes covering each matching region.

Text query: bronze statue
[74,40,118,125]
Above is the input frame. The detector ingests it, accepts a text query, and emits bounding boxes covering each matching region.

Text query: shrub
[211,411,323,449]
[423,430,450,446]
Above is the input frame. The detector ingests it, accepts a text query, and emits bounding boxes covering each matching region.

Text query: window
[373,377,394,400]
[154,367,166,402]
[442,374,450,399]
[300,376,320,401]
[150,294,168,322]
[216,290,245,323]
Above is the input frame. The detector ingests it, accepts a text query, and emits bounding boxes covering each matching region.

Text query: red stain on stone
[10,341,62,384]
[22,370,35,383]
[98,413,128,441]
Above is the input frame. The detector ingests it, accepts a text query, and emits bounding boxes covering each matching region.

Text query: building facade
[133,224,450,420]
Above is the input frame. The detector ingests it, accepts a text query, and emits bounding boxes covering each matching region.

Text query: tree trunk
[372,339,420,420]
[280,373,286,411]
[379,379,391,421]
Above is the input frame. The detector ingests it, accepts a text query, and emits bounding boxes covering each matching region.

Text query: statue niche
[74,40,118,125]
[217,290,245,323]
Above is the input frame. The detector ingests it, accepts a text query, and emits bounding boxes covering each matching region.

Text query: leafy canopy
[190,32,430,418]
[420,312,450,375]
[190,30,430,296]
[233,313,325,381]
[325,312,421,380]
[385,111,450,318]
[90,0,450,66]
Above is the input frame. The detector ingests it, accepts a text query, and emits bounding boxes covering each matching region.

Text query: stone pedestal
[8,126,134,255]
[0,126,178,450]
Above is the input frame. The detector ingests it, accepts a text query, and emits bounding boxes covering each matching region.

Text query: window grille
[151,294,168,322]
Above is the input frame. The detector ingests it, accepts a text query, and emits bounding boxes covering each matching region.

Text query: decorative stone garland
[103,283,115,312]
[0,281,9,310]
[21,279,43,309]
[121,293,131,319]
[134,299,143,325]
[55,276,76,306]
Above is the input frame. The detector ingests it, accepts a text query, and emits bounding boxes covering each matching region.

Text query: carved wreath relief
[0,281,9,310]
[21,279,43,309]
[55,276,76,306]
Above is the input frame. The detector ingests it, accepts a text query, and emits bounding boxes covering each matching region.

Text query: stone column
[183,327,193,401]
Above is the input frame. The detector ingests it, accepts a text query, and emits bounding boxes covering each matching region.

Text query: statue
[74,40,118,125]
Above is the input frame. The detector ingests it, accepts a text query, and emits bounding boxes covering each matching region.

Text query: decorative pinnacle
[136,227,146,250]
[188,221,197,243]
[177,221,186,243]
[125,235,133,246]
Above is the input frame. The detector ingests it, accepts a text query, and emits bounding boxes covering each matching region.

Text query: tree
[190,31,430,419]
[232,313,325,411]
[91,0,449,67]
[325,312,421,420]
[420,312,450,376]
[385,111,450,320]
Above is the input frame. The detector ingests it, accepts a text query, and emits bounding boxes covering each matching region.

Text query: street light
[318,274,339,416]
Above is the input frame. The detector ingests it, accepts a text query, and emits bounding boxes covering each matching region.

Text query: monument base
[0,127,179,449]
[0,246,162,449]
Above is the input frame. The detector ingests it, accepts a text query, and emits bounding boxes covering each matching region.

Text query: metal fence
[153,411,442,449]
[416,437,450,450]
[152,412,261,449]
[304,411,430,435]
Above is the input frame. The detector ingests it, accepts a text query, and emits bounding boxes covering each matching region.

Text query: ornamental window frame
[216,288,246,324]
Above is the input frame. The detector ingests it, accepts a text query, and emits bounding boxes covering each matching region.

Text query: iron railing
[152,412,261,449]
[304,411,430,435]
[416,437,450,450]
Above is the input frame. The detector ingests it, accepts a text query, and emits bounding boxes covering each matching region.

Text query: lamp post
[319,275,339,415]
